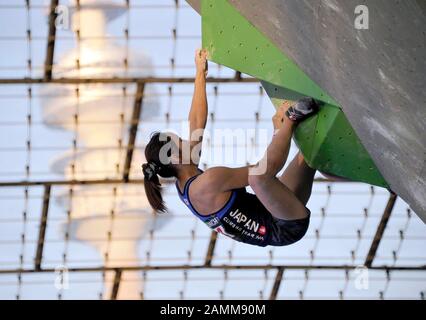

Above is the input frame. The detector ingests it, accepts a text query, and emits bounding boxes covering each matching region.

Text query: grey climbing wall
[187,0,426,222]
[186,0,201,13]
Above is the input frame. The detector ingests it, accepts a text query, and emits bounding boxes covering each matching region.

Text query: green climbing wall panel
[202,0,389,188]
[202,0,338,105]
[263,82,389,188]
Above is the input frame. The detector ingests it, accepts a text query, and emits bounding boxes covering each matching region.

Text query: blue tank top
[175,172,271,247]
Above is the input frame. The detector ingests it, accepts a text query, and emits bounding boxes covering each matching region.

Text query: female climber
[141,49,319,247]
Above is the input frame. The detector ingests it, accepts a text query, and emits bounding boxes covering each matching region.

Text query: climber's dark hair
[142,132,178,213]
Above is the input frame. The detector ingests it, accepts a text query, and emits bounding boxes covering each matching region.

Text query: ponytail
[142,164,166,213]
[143,132,178,213]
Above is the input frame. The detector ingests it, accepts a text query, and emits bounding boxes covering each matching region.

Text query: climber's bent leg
[279,152,316,206]
[249,119,308,221]
[249,98,319,221]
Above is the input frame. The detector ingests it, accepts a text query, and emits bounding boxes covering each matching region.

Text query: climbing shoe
[285,97,320,122]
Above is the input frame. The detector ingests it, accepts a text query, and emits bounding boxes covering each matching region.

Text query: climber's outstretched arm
[188,48,208,165]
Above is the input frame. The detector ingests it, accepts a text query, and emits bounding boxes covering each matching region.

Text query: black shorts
[218,188,311,247]
[267,209,311,246]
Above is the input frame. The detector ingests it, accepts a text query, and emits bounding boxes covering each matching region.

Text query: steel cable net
[0,0,424,300]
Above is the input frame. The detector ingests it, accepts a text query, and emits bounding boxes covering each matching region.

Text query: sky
[0,0,424,300]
